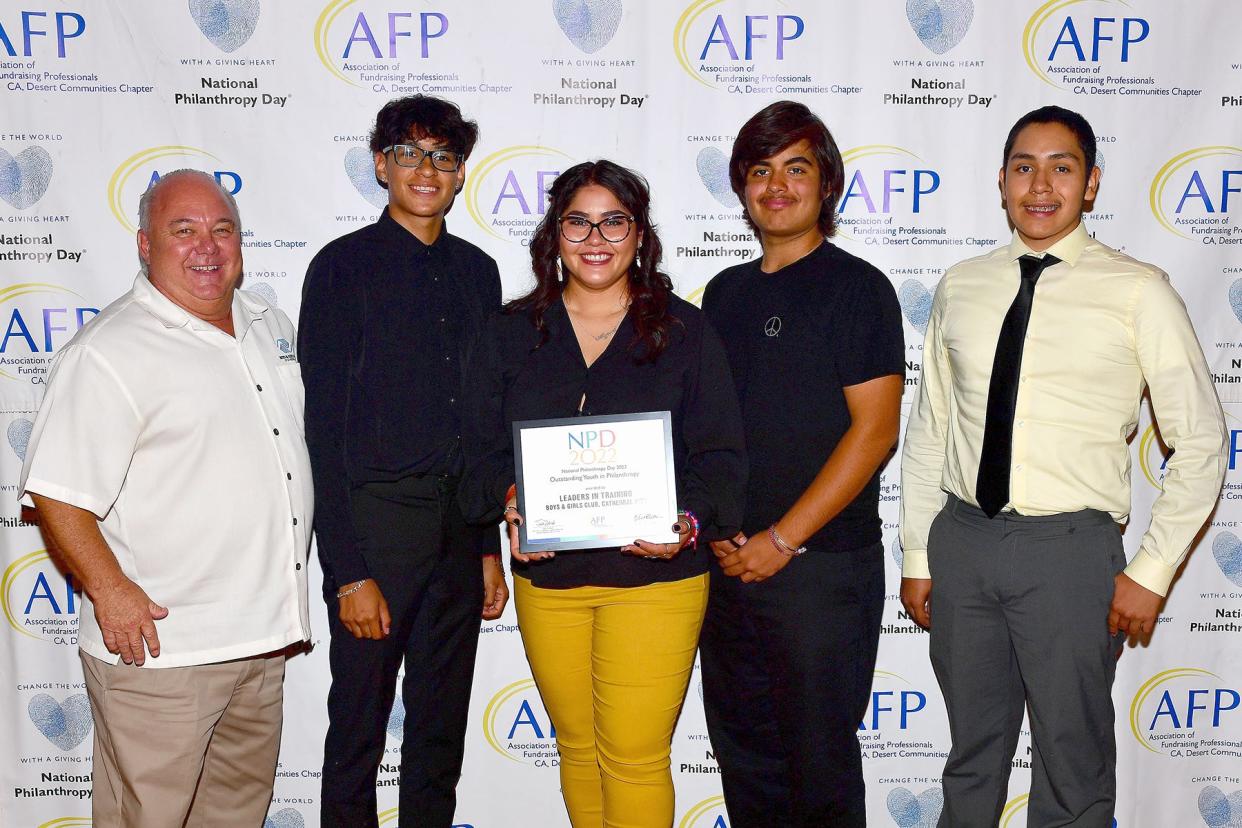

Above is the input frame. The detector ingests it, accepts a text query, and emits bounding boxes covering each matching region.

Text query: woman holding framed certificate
[460,160,746,828]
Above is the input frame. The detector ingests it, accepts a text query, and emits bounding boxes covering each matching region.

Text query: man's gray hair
[137,168,242,234]
[137,169,242,275]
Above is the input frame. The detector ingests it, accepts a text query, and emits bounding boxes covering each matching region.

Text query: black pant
[699,541,885,828]
[320,474,488,828]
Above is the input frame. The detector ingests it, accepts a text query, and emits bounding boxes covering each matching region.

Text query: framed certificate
[513,411,679,553]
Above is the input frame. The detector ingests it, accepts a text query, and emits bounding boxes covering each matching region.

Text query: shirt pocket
[275,363,306,433]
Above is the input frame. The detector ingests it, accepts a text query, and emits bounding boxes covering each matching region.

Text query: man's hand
[1109,572,1162,638]
[94,577,168,666]
[901,577,932,630]
[717,531,793,583]
[338,579,390,640]
[482,555,509,620]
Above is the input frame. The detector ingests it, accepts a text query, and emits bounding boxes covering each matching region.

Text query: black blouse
[459,294,747,589]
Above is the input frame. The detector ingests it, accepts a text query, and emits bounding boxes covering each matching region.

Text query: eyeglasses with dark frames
[381,144,463,172]
[558,214,635,243]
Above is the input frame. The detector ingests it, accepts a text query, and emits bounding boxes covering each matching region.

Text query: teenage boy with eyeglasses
[299,95,507,828]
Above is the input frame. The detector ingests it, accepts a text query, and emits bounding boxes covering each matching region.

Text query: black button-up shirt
[300,210,501,586]
[459,295,747,589]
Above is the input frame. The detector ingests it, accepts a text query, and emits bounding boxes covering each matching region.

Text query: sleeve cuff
[20,479,111,521]
[1124,549,1177,597]
[901,548,931,580]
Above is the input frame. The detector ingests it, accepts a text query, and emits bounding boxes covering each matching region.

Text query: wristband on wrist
[335,579,368,599]
[678,510,701,549]
[768,524,806,557]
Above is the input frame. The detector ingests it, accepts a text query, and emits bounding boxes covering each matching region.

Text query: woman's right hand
[505,494,555,563]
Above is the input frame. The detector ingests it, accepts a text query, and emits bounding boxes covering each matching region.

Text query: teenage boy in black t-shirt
[700,101,905,828]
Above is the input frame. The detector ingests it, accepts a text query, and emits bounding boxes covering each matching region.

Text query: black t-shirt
[702,241,904,552]
[458,295,747,589]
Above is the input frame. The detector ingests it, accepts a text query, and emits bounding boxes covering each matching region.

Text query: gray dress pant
[928,495,1126,828]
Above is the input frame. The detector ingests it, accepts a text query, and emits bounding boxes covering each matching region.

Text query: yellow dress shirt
[900,222,1227,596]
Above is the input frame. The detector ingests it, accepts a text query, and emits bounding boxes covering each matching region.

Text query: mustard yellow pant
[514,573,709,828]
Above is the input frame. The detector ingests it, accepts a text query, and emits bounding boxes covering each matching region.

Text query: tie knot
[1018,253,1061,282]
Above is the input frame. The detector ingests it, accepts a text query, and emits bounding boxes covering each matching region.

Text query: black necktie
[975,253,1060,518]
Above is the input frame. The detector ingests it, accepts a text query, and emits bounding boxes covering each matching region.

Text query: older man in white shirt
[19,169,312,828]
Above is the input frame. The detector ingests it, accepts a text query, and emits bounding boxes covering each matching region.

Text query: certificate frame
[513,411,679,553]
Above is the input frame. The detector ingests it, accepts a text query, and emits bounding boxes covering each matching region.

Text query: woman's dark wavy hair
[729,100,845,238]
[507,160,677,363]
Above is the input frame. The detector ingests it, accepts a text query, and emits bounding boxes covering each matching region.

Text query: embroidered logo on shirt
[764,316,782,337]
[276,338,297,362]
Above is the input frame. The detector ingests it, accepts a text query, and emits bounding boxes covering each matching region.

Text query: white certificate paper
[513,411,679,553]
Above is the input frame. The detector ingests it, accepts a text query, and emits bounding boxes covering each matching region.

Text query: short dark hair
[368,95,480,159]
[1002,105,1097,172]
[511,160,677,363]
[729,101,845,237]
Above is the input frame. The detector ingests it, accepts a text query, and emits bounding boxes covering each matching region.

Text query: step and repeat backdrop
[2,2,1241,826]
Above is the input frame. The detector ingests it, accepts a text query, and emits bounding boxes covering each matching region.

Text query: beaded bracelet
[768,524,807,557]
[679,509,701,549]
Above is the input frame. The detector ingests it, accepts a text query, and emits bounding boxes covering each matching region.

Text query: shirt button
[293,517,298,526]
[444,356,451,362]
[273,428,280,436]
[286,473,292,480]
[439,317,446,323]
[449,397,456,404]
[1015,464,1024,471]
[1017,421,1025,428]
[256,384,263,392]
[295,562,302,571]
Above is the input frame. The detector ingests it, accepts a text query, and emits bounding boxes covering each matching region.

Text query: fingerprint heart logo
[1229,278,1242,325]
[890,536,904,570]
[1212,531,1242,589]
[887,786,943,828]
[387,693,404,741]
[696,147,739,208]
[264,807,307,828]
[7,418,33,461]
[898,279,933,334]
[345,147,388,210]
[1197,784,1242,827]
[247,282,279,308]
[553,0,623,54]
[0,146,54,210]
[188,0,260,53]
[906,0,973,55]
[28,693,93,752]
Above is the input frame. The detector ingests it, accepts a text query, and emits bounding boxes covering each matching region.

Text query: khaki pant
[80,651,286,828]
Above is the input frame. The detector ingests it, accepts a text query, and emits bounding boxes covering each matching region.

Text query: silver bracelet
[335,580,367,599]
[768,525,807,557]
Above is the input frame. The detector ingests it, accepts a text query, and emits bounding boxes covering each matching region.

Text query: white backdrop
[2,2,1241,826]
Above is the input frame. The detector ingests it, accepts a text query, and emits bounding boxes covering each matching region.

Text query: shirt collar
[1006,220,1090,268]
[132,272,264,338]
[378,207,449,252]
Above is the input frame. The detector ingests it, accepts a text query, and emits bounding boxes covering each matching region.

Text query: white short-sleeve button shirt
[20,274,314,668]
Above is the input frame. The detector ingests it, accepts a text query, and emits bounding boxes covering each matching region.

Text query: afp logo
[314,1,449,87]
[107,146,243,233]
[1023,0,1150,89]
[482,678,558,766]
[1149,146,1242,242]
[840,146,941,220]
[0,144,53,210]
[464,145,573,245]
[679,795,729,828]
[0,10,86,59]
[1129,667,1241,755]
[553,0,622,54]
[861,670,929,734]
[674,0,804,88]
[0,283,99,383]
[3,549,79,645]
[188,0,260,53]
